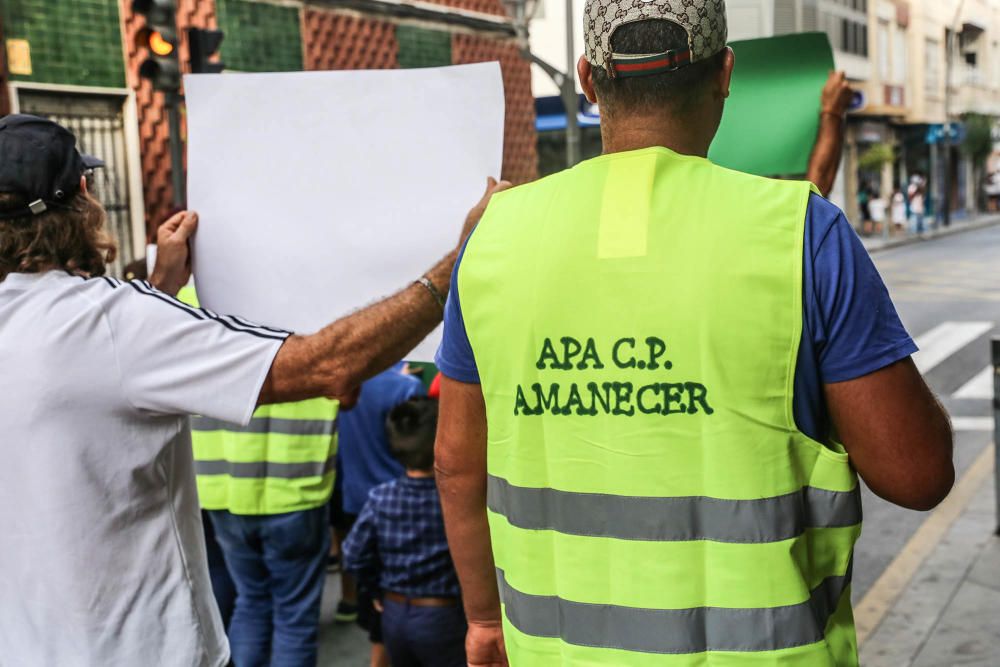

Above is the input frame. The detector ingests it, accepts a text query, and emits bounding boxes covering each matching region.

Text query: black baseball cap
[0,114,105,221]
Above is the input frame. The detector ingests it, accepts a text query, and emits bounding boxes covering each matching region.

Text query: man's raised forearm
[807,72,852,197]
[259,178,510,405]
[806,113,845,198]
[259,249,457,404]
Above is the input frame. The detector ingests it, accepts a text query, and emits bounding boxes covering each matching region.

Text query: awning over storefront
[535,95,601,132]
[925,123,965,145]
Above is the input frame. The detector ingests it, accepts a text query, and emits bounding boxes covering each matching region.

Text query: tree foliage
[858,143,895,172]
[961,113,994,164]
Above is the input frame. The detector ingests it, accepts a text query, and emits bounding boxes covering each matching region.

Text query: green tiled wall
[1,0,125,87]
[396,25,451,69]
[216,0,303,72]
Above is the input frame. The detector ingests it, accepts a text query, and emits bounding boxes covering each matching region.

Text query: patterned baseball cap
[584,0,728,78]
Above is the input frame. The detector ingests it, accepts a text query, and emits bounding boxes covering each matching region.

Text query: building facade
[731,0,1000,227]
[527,0,1000,224]
[0,0,537,273]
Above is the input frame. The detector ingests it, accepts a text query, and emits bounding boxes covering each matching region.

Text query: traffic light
[188,28,225,74]
[133,0,180,93]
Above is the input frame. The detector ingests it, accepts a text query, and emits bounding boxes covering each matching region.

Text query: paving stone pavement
[861,466,1000,667]
[861,214,1000,254]
[318,571,371,666]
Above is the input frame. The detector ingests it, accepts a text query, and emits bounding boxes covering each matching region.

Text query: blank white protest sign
[185,63,505,360]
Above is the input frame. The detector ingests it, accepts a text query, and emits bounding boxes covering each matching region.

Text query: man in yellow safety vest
[178,286,339,665]
[434,1,954,666]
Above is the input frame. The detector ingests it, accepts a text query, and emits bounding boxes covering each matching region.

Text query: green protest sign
[709,32,834,177]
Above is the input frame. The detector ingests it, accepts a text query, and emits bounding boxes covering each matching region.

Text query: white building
[524,0,587,98]
[526,0,1000,219]
[727,1,872,80]
[527,0,873,96]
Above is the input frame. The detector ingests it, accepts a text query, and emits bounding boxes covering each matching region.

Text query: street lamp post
[943,0,967,228]
[506,0,582,169]
[165,92,185,208]
[562,0,580,166]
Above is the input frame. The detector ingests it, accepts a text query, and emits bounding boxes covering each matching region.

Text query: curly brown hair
[0,191,117,281]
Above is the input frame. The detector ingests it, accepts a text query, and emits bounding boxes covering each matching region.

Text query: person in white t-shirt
[908,175,926,233]
[0,114,508,667]
[891,187,907,232]
[868,191,887,233]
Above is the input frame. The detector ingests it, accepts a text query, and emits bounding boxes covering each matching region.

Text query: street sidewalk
[862,213,1000,253]
[318,573,370,664]
[858,445,1000,666]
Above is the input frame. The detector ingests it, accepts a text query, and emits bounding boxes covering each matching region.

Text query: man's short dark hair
[592,19,727,117]
[386,396,438,471]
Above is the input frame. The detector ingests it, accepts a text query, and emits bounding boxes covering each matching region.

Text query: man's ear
[578,56,598,104]
[79,174,89,195]
[719,47,735,99]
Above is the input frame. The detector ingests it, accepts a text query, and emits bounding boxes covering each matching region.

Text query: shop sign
[6,39,32,76]
[849,89,867,112]
[859,121,887,144]
[884,85,905,108]
[926,123,965,145]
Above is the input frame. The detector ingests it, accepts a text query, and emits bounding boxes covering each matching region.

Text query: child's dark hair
[386,396,439,471]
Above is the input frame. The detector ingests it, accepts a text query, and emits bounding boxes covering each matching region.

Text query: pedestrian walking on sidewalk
[0,113,507,667]
[892,187,907,232]
[909,175,927,233]
[343,397,467,667]
[433,2,955,666]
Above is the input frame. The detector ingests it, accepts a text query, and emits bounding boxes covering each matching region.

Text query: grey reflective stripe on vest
[488,475,861,544]
[195,455,336,479]
[498,562,852,654]
[191,416,338,437]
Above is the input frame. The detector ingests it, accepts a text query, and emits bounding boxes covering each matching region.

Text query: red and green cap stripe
[610,49,691,78]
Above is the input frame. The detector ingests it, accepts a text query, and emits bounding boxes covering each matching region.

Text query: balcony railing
[963,65,985,87]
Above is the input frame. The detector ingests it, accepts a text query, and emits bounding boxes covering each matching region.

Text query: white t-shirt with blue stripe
[0,271,288,666]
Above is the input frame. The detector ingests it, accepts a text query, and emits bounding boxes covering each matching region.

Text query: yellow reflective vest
[178,286,339,515]
[458,147,862,665]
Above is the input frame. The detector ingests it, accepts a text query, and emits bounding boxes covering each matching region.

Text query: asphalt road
[853,223,1000,600]
[316,223,1000,664]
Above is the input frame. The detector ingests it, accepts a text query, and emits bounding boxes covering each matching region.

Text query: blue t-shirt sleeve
[435,240,481,383]
[805,194,917,383]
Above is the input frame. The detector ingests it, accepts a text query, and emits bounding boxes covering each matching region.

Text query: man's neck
[600,115,713,158]
[406,469,434,479]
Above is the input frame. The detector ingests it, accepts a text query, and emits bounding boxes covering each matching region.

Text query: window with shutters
[802,4,818,32]
[926,38,941,94]
[892,27,907,84]
[878,20,890,80]
[774,0,797,34]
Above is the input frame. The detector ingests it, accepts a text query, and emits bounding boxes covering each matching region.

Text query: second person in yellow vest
[180,286,340,666]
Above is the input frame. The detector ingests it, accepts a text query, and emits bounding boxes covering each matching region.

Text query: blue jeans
[209,506,330,667]
[381,598,467,667]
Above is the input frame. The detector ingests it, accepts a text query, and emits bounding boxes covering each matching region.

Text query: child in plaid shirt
[343,397,467,667]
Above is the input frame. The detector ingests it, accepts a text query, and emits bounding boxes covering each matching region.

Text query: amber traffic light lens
[149,31,174,56]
